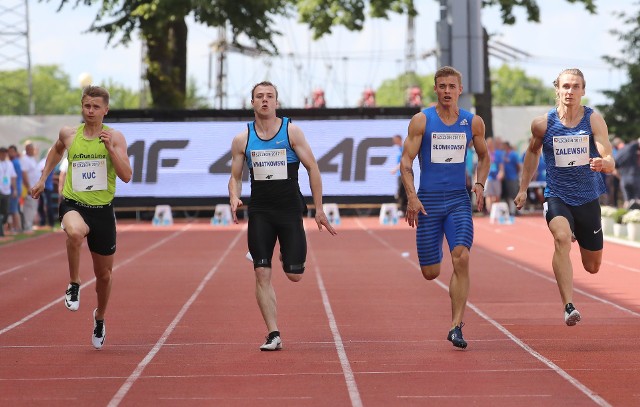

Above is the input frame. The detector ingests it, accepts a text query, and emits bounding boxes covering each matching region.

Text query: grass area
[0,224,61,246]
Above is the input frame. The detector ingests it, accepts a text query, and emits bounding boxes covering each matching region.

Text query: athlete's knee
[552,229,573,249]
[451,247,470,268]
[284,263,305,281]
[421,264,440,280]
[582,258,601,274]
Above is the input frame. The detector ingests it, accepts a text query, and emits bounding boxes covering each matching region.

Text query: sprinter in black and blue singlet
[401,66,490,349]
[515,68,615,327]
[228,81,337,351]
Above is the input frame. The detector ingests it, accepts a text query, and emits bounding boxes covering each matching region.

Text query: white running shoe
[92,309,106,349]
[64,283,80,311]
[259,331,282,351]
[564,303,581,326]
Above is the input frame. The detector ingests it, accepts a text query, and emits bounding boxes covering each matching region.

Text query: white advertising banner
[110,119,420,198]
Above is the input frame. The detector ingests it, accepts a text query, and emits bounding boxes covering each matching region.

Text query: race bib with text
[71,159,107,191]
[251,149,287,180]
[553,135,589,167]
[431,132,467,163]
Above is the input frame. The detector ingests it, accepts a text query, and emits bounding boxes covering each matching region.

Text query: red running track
[0,215,639,406]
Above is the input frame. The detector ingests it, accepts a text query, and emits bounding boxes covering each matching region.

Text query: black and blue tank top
[543,106,605,206]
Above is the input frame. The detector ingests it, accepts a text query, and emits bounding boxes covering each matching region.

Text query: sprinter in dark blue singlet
[515,69,615,327]
[401,66,490,349]
[229,81,337,351]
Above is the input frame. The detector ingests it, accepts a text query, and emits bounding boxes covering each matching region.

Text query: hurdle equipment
[489,202,513,224]
[379,203,399,225]
[211,204,232,225]
[323,203,341,226]
[152,205,173,226]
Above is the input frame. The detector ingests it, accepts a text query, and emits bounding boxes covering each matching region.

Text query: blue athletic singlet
[418,107,474,192]
[543,106,606,206]
[245,117,305,212]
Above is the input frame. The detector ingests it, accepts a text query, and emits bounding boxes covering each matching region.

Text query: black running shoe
[447,323,467,349]
[260,330,282,351]
[564,303,581,326]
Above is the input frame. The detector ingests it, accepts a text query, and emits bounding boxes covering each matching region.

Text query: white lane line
[474,246,640,318]
[0,249,66,277]
[0,224,194,336]
[356,218,613,407]
[107,226,245,407]
[309,246,363,407]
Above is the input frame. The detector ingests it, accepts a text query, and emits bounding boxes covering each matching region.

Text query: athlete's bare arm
[289,123,337,235]
[228,130,248,224]
[514,115,546,210]
[402,112,427,228]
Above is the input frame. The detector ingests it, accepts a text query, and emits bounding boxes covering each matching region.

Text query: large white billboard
[111,119,419,198]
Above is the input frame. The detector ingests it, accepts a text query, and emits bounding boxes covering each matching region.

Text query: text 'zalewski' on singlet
[543,106,605,206]
[244,117,306,212]
[418,106,474,192]
[62,124,116,205]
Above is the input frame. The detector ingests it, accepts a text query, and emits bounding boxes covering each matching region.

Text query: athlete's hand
[473,184,485,213]
[315,210,337,235]
[230,197,243,224]
[99,130,114,151]
[405,195,426,228]
[514,191,527,211]
[30,181,45,199]
[589,157,605,173]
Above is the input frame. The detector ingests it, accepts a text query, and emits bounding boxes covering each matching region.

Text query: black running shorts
[544,197,603,251]
[59,198,117,256]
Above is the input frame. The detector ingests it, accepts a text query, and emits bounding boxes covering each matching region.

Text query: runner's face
[556,74,585,106]
[252,86,277,116]
[81,96,109,124]
[434,75,462,107]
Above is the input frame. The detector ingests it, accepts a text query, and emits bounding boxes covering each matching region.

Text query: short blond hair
[82,86,110,105]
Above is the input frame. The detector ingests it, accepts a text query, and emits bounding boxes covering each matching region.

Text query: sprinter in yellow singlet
[31,86,132,349]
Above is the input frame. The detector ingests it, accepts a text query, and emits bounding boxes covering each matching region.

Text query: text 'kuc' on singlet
[63,124,116,205]
[244,117,305,212]
[418,106,474,192]
[543,106,605,206]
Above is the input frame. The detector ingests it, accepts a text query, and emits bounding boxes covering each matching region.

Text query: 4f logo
[265,175,274,179]
[445,157,453,162]
[568,160,576,166]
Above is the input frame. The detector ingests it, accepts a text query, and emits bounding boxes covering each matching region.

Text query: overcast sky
[19,0,637,109]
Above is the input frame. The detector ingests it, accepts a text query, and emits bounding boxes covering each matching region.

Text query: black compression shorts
[544,197,603,251]
[247,210,306,274]
[59,198,117,256]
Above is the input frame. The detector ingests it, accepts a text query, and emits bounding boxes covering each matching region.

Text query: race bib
[71,159,107,191]
[431,132,467,163]
[553,135,590,167]
[2,176,8,187]
[251,149,287,180]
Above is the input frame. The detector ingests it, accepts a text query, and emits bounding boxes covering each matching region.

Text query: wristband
[475,182,484,189]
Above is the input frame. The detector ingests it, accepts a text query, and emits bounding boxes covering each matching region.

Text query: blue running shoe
[447,323,467,349]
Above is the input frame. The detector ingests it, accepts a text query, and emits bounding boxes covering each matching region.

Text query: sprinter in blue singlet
[514,68,615,327]
[401,66,490,349]
[228,81,337,351]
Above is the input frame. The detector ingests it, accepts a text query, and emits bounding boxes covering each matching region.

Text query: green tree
[376,73,435,107]
[0,65,78,115]
[44,0,597,110]
[598,7,640,142]
[490,64,555,106]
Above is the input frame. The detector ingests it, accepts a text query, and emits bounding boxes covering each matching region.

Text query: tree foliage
[0,65,78,115]
[490,64,555,106]
[41,0,599,109]
[598,6,640,142]
[375,73,435,107]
